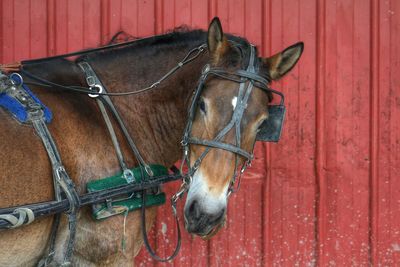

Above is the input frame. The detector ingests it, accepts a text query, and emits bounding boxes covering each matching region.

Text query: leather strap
[78,62,135,182]
[141,192,181,262]
[188,137,253,160]
[77,61,183,261]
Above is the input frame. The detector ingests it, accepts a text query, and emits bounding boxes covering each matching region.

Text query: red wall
[1,0,399,266]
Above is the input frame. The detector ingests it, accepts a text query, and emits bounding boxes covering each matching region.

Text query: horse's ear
[207,17,228,62]
[262,42,304,80]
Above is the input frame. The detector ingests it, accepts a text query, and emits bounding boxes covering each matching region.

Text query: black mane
[22,27,249,67]
[83,29,206,60]
[81,27,249,62]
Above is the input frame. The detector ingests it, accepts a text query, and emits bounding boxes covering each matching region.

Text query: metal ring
[123,169,135,183]
[88,84,103,98]
[10,73,23,86]
[201,64,210,75]
[144,165,154,177]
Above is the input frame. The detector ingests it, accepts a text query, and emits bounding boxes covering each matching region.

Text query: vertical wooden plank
[262,0,273,265]
[13,0,30,60]
[55,0,68,54]
[227,0,245,36]
[174,0,191,27]
[319,0,372,265]
[296,0,318,265]
[245,147,267,265]
[268,1,285,264]
[209,224,229,266]
[161,0,175,32]
[121,0,138,36]
[350,0,371,264]
[319,0,339,264]
[154,0,164,34]
[372,0,400,265]
[279,0,302,264]
[100,0,111,44]
[227,189,246,266]
[47,0,56,56]
[29,0,47,58]
[267,0,317,265]
[208,0,218,21]
[138,0,155,36]
[369,0,380,264]
[244,0,262,46]
[316,0,328,265]
[240,0,267,241]
[190,0,208,29]
[215,0,229,33]
[0,0,5,62]
[243,179,263,266]
[66,0,84,52]
[189,235,209,267]
[387,2,400,261]
[108,0,122,40]
[83,0,101,48]
[334,1,357,263]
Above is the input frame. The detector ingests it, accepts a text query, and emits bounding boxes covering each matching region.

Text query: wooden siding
[1,0,399,266]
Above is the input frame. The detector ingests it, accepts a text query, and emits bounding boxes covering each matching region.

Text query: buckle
[86,76,96,87]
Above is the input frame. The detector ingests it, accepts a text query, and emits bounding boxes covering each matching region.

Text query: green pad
[86,164,167,220]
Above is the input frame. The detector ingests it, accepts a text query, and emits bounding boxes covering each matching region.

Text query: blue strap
[0,74,52,123]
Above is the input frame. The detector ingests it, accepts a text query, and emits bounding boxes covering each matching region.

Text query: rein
[20,44,206,97]
[0,173,182,229]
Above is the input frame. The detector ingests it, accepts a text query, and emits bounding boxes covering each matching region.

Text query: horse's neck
[24,38,208,178]
[87,42,208,167]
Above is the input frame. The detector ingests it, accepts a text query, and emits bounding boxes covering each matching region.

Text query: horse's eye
[199,99,206,114]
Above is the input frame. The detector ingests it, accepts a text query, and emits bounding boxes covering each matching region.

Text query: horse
[0,17,303,266]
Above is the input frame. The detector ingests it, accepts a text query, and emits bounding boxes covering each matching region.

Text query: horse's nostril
[188,200,201,219]
[188,200,196,213]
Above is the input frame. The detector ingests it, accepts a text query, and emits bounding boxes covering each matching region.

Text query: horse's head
[183,18,303,238]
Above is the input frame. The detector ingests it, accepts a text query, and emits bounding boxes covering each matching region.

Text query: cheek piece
[177,43,286,198]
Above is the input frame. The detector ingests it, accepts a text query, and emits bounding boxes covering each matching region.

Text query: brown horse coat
[0,30,208,266]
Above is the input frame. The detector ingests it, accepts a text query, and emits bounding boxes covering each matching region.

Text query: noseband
[180,43,285,195]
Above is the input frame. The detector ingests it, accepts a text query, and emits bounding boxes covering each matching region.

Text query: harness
[0,38,286,265]
[0,73,80,266]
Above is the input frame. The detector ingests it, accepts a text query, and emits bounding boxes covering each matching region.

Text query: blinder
[257,90,286,142]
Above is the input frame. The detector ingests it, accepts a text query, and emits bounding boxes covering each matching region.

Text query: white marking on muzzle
[185,170,229,214]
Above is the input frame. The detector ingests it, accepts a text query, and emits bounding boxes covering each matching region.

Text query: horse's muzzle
[184,199,226,236]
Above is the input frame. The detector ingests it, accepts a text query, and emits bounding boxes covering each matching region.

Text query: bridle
[178,43,284,198]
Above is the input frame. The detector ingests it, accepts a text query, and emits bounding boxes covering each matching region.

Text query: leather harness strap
[77,60,182,262]
[78,61,136,182]
[0,73,79,267]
